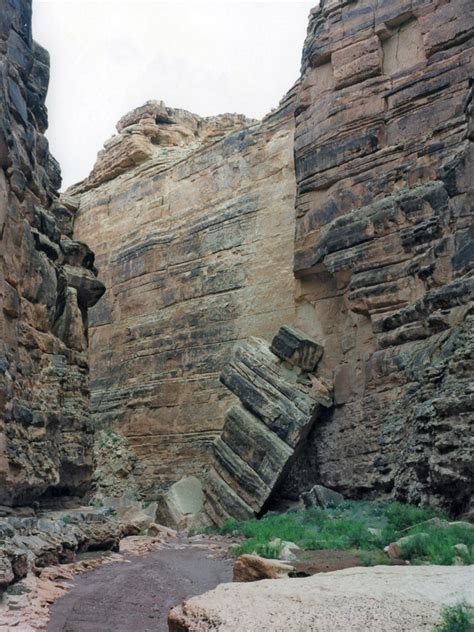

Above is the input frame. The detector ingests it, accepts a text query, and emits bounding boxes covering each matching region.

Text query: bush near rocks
[435,602,474,632]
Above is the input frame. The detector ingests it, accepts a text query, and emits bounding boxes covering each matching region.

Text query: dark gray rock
[301,485,345,510]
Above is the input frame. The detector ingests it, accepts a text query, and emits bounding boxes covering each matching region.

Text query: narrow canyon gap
[72,0,473,517]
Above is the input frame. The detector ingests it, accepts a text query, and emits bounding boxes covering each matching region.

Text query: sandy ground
[48,539,232,632]
[0,535,233,632]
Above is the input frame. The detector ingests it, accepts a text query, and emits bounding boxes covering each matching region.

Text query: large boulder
[169,566,474,631]
[204,335,331,526]
[158,476,209,530]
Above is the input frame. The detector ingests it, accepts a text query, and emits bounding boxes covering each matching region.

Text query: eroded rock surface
[72,0,472,517]
[168,565,474,631]
[204,330,332,525]
[284,0,473,515]
[0,0,104,505]
[72,91,298,500]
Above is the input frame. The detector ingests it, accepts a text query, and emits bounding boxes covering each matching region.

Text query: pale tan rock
[146,523,177,538]
[73,91,298,500]
[232,554,295,582]
[116,505,154,531]
[169,566,474,631]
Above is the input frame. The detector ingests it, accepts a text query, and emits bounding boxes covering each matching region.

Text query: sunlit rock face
[286,0,473,515]
[72,92,299,499]
[0,0,104,505]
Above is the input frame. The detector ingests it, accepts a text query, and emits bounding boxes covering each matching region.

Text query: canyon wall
[0,0,104,505]
[72,95,298,499]
[286,0,473,515]
[74,0,472,515]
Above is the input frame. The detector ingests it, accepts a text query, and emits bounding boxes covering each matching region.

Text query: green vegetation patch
[435,603,474,632]
[205,501,473,565]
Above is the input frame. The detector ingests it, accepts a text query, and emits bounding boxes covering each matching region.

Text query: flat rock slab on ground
[48,543,231,632]
[169,565,474,631]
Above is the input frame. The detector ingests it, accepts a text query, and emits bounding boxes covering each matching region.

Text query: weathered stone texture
[0,0,103,505]
[73,91,298,499]
[73,0,472,516]
[168,566,474,632]
[286,0,473,514]
[204,332,332,525]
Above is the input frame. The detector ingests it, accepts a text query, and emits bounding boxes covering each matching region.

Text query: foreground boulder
[168,566,473,631]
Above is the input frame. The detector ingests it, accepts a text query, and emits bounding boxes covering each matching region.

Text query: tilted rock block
[271,326,324,372]
[220,338,330,448]
[204,335,331,525]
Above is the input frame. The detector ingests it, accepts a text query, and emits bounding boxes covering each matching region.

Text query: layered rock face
[74,0,472,516]
[0,0,104,505]
[204,328,333,526]
[73,95,298,499]
[287,0,473,514]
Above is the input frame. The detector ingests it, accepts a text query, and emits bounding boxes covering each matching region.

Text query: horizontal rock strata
[72,91,298,499]
[283,0,473,515]
[0,0,104,504]
[71,0,472,516]
[0,507,121,591]
[204,331,332,525]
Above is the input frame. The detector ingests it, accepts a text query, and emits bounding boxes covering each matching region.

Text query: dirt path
[47,539,232,632]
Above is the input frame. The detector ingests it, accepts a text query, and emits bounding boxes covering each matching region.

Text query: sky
[32,1,315,189]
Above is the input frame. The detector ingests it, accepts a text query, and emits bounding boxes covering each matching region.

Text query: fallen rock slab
[168,565,474,631]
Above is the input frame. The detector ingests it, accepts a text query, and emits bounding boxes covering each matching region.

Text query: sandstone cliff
[0,0,104,505]
[74,0,472,516]
[72,94,298,499]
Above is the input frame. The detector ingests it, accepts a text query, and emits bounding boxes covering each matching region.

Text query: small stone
[453,543,469,557]
[301,485,344,510]
[233,554,295,582]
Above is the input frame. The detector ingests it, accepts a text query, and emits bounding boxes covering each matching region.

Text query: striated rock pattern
[73,100,256,193]
[0,0,104,505]
[204,329,332,525]
[73,0,472,516]
[73,92,298,499]
[284,0,474,515]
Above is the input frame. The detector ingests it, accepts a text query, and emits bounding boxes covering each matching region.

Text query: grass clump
[435,603,474,632]
[398,524,474,565]
[385,502,443,532]
[207,500,473,565]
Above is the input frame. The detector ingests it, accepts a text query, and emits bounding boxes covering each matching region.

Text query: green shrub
[399,524,474,565]
[385,502,442,532]
[435,603,474,632]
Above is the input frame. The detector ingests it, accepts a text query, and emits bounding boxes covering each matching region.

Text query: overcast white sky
[32,1,314,188]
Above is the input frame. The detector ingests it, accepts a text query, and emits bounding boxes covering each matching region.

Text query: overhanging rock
[204,328,332,525]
